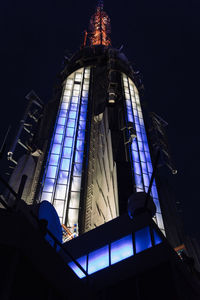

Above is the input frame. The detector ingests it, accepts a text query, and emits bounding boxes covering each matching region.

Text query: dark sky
[0,0,200,238]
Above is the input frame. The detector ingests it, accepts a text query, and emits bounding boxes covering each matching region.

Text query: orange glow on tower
[89,0,111,47]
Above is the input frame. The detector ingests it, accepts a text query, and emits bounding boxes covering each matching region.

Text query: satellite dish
[38,201,63,251]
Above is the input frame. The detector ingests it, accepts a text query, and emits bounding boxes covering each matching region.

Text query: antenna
[89,0,111,47]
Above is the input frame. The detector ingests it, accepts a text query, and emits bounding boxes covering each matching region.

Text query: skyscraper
[7,0,165,241]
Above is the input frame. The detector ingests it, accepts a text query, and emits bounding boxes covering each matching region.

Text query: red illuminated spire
[89,0,111,47]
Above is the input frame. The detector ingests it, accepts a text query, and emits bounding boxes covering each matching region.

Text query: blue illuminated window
[153,229,163,245]
[68,255,87,279]
[88,245,109,275]
[60,158,70,171]
[49,154,59,166]
[135,227,152,254]
[111,234,133,265]
[46,166,57,178]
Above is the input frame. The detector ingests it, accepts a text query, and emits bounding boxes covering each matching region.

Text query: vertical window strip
[66,68,90,234]
[40,74,74,208]
[40,68,87,227]
[125,75,165,233]
[122,74,144,192]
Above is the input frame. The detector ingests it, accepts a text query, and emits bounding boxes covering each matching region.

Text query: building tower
[6,1,165,240]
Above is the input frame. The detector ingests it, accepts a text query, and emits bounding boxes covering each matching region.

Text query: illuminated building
[6,0,165,240]
[1,2,200,299]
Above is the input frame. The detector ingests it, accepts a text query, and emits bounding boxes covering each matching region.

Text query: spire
[89,0,111,47]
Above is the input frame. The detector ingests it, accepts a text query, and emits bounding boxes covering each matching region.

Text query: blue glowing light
[68,255,87,279]
[135,227,152,254]
[153,229,163,245]
[111,234,133,265]
[88,245,109,275]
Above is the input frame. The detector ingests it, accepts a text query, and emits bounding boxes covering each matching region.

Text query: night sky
[1,0,200,238]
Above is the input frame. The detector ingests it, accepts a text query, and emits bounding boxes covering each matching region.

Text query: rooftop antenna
[89,0,111,47]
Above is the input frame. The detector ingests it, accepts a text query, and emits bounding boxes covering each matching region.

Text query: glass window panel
[69,191,80,209]
[57,117,66,125]
[133,161,141,175]
[127,113,134,122]
[41,192,52,202]
[62,147,72,158]
[54,200,65,217]
[142,133,147,143]
[64,89,71,96]
[46,166,57,178]
[132,150,140,163]
[88,245,109,275]
[111,235,133,265]
[73,163,83,176]
[75,151,84,163]
[138,141,144,152]
[77,129,85,140]
[78,120,86,130]
[145,151,151,163]
[60,158,70,171]
[69,111,77,119]
[83,84,89,90]
[61,102,69,110]
[82,91,88,97]
[153,229,163,245]
[71,96,79,104]
[81,97,88,105]
[58,171,69,184]
[143,173,150,187]
[68,208,79,227]
[56,125,65,134]
[66,127,75,137]
[81,104,87,113]
[62,95,70,103]
[135,227,152,254]
[75,73,82,81]
[64,137,73,148]
[67,118,76,128]
[127,106,132,115]
[140,151,147,164]
[76,140,85,151]
[144,142,149,152]
[132,140,138,151]
[134,174,143,188]
[51,144,61,155]
[59,109,67,118]
[72,90,79,96]
[66,78,73,85]
[147,162,153,174]
[138,111,143,119]
[141,162,148,174]
[74,84,80,91]
[156,213,164,230]
[68,255,87,279]
[154,199,161,213]
[151,185,158,199]
[133,109,138,117]
[71,176,81,192]
[134,116,139,125]
[136,132,142,142]
[125,93,130,100]
[54,134,63,144]
[55,184,67,200]
[126,99,131,108]
[43,178,55,193]
[135,123,141,133]
[49,154,59,166]
[70,103,78,111]
[80,111,87,121]
[139,118,144,126]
